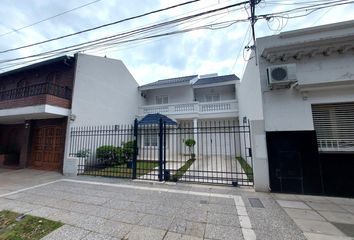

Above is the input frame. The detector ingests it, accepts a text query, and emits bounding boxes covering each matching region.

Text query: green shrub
[75,149,90,158]
[96,145,124,165]
[184,139,196,160]
[122,141,134,161]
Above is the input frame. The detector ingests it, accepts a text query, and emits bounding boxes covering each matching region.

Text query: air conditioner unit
[267,64,297,88]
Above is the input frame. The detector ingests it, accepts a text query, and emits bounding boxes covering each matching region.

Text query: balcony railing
[318,139,354,152]
[140,100,238,115]
[0,82,72,101]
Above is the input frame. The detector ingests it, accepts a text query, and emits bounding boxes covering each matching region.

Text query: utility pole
[249,0,259,65]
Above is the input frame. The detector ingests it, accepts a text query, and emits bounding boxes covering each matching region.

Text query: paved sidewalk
[2,169,351,240]
[273,193,354,240]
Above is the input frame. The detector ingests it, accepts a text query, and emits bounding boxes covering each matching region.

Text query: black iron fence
[0,82,72,101]
[69,119,253,186]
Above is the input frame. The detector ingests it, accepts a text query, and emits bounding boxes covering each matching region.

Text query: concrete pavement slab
[284,208,326,221]
[126,225,166,240]
[293,218,346,236]
[277,200,311,210]
[319,210,354,224]
[41,225,90,240]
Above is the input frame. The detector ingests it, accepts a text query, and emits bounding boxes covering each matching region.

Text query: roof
[139,75,198,89]
[194,74,239,85]
[138,113,177,125]
[0,55,75,78]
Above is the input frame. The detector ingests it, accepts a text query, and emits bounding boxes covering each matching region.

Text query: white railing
[140,100,238,115]
[318,139,354,152]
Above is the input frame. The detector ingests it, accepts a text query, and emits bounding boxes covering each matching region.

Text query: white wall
[144,85,194,105]
[70,54,140,126]
[257,36,354,131]
[237,56,263,122]
[194,84,236,102]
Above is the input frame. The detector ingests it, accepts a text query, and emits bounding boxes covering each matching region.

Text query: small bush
[75,149,90,158]
[96,145,124,166]
[122,141,134,161]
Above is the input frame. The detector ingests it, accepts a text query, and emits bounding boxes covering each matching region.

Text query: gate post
[158,118,163,181]
[132,119,138,179]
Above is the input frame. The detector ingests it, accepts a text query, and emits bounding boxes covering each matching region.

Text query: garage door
[30,121,66,171]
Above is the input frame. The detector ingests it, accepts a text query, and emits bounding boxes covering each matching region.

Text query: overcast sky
[0,0,353,85]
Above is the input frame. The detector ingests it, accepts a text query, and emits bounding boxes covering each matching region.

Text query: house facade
[239,20,354,197]
[139,74,239,125]
[0,53,140,172]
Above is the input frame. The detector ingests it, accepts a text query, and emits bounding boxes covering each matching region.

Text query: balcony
[0,82,72,110]
[139,100,238,117]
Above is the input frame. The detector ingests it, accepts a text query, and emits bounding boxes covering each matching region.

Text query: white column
[250,120,270,192]
[193,118,198,155]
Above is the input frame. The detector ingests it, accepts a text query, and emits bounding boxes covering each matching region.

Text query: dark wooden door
[30,122,66,171]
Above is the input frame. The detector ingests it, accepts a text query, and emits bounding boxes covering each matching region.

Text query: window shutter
[312,102,354,152]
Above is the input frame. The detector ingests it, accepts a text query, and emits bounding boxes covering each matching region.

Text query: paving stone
[327,197,354,206]
[293,218,346,236]
[109,209,145,224]
[303,232,353,240]
[163,231,203,240]
[206,212,239,227]
[28,206,62,218]
[41,225,90,240]
[332,222,354,238]
[126,225,166,240]
[103,199,132,210]
[138,214,173,230]
[177,208,208,222]
[319,211,354,224]
[95,219,133,238]
[82,232,120,240]
[276,200,311,210]
[284,208,326,221]
[169,218,206,238]
[208,203,238,215]
[308,202,347,213]
[205,223,243,240]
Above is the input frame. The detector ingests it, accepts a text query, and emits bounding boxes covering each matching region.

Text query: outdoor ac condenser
[267,63,297,89]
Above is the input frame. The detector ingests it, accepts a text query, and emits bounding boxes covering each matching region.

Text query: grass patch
[236,157,253,181]
[170,158,196,182]
[82,161,158,178]
[0,210,62,240]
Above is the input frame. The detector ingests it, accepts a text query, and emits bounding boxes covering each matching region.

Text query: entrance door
[30,120,66,171]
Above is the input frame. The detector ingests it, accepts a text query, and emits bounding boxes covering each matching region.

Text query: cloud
[0,0,354,83]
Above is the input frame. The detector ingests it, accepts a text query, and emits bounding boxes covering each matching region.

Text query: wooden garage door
[30,124,66,171]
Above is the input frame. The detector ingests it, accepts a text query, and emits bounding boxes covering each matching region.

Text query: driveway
[0,169,352,240]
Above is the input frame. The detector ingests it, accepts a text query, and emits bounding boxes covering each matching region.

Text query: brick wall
[0,94,71,110]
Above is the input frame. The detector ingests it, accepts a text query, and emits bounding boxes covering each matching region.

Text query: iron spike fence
[69,118,254,186]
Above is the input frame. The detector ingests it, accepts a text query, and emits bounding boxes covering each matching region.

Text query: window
[144,134,158,147]
[312,102,354,152]
[156,95,168,104]
[205,94,220,102]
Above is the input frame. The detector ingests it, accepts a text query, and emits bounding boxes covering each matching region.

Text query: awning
[138,113,177,125]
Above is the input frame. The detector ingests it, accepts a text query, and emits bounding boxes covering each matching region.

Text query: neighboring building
[0,54,139,171]
[139,73,239,125]
[239,20,354,197]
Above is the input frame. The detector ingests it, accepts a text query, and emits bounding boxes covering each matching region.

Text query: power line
[0,0,103,38]
[0,0,201,54]
[0,1,249,65]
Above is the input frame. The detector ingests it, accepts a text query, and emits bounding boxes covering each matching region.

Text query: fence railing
[140,100,238,115]
[69,119,254,186]
[0,82,72,101]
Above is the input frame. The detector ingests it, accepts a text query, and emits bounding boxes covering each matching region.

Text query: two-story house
[139,73,239,125]
[239,20,354,197]
[0,53,140,171]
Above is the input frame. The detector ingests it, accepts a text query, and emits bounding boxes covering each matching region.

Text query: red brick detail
[0,95,71,110]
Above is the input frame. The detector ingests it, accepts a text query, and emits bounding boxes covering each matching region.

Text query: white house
[239,20,354,197]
